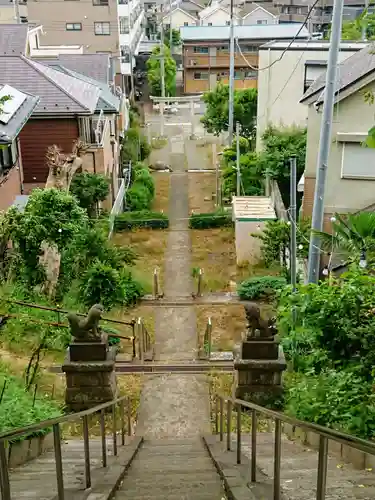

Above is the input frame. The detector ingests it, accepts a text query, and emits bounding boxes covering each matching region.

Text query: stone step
[114,439,225,500]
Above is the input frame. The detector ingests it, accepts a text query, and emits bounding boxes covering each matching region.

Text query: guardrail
[0,395,134,500]
[214,393,375,500]
[136,317,152,362]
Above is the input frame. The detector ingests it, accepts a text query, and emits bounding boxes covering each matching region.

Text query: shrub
[80,262,126,310]
[115,211,169,231]
[70,172,110,217]
[126,183,153,211]
[0,368,61,440]
[189,211,232,229]
[285,369,375,439]
[80,261,144,310]
[237,276,286,300]
[133,163,155,198]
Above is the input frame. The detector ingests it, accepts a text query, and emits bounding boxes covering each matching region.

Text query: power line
[235,0,321,72]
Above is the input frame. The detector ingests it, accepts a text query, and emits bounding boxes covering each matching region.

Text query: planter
[8,432,54,468]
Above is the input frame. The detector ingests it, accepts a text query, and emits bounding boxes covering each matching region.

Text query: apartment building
[28,0,144,92]
[181,23,309,94]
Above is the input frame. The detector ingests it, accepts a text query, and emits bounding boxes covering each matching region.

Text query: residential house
[162,7,198,30]
[0,0,27,24]
[256,40,367,150]
[181,23,309,93]
[240,3,279,25]
[179,0,205,18]
[300,44,375,232]
[0,85,39,211]
[0,55,122,209]
[198,2,239,26]
[27,0,145,93]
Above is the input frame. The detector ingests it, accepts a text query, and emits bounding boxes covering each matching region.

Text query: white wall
[163,9,197,29]
[256,43,364,151]
[201,8,239,25]
[242,8,278,25]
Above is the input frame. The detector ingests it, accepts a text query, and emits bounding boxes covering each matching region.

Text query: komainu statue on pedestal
[244,303,277,339]
[67,304,104,342]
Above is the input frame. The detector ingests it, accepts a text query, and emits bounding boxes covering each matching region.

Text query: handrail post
[316,436,328,500]
[197,268,203,297]
[112,403,118,457]
[53,423,65,500]
[215,397,219,434]
[0,441,11,500]
[251,409,257,482]
[274,419,281,500]
[219,397,224,442]
[236,403,241,464]
[82,415,91,489]
[120,400,125,446]
[207,317,212,359]
[226,399,232,451]
[100,409,107,467]
[137,318,144,362]
[153,268,159,298]
[127,396,132,436]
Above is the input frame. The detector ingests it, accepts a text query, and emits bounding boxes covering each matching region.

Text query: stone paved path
[135,125,213,439]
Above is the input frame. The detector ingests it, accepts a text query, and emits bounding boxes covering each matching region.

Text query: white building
[162,7,198,30]
[198,2,240,25]
[256,40,368,150]
[119,0,145,76]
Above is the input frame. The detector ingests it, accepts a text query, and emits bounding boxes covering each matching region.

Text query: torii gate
[149,94,203,138]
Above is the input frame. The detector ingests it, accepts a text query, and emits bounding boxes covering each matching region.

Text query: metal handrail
[0,394,133,500]
[214,393,375,500]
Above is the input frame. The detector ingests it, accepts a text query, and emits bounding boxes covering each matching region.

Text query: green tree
[339,11,375,40]
[121,128,151,165]
[201,84,258,137]
[158,28,181,48]
[70,172,110,217]
[146,45,176,97]
[312,212,375,265]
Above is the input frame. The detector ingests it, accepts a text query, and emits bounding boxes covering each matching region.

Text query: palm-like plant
[312,212,375,264]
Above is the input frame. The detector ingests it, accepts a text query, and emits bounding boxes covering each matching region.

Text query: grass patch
[112,229,167,293]
[188,172,216,213]
[152,173,170,213]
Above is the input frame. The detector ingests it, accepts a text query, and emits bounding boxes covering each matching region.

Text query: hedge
[189,211,232,229]
[114,211,169,231]
[237,275,286,300]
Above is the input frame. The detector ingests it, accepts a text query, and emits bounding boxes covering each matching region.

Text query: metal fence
[108,178,125,238]
[214,393,375,500]
[0,395,134,500]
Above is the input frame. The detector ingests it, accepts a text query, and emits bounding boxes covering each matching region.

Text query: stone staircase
[114,438,225,500]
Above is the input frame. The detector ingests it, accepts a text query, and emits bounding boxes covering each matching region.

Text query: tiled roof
[301,43,375,104]
[181,23,309,41]
[240,2,279,18]
[0,56,100,115]
[58,54,111,84]
[0,24,27,56]
[0,86,39,144]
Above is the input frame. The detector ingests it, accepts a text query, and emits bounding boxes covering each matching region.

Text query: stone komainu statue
[244,303,277,338]
[67,304,104,342]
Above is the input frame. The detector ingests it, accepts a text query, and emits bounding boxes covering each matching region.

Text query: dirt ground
[188,172,216,213]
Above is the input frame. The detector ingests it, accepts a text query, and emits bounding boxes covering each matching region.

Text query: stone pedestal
[234,331,286,408]
[62,339,117,411]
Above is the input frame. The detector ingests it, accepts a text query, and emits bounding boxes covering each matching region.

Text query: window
[0,142,16,177]
[257,19,268,25]
[244,70,257,79]
[93,0,109,5]
[120,45,130,63]
[66,22,82,31]
[193,72,208,80]
[118,0,128,3]
[94,22,110,35]
[193,46,208,53]
[234,70,242,80]
[340,142,375,179]
[119,17,129,34]
[226,21,230,25]
[208,22,212,26]
[242,45,257,52]
[184,22,189,26]
[218,44,228,51]
[166,23,171,30]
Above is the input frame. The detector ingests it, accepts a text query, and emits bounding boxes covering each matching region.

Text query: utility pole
[169,0,173,50]
[307,0,345,284]
[362,0,369,41]
[14,0,20,23]
[236,122,241,196]
[228,0,235,145]
[290,156,297,294]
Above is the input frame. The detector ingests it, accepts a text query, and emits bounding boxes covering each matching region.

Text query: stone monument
[233,303,286,408]
[62,304,118,411]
